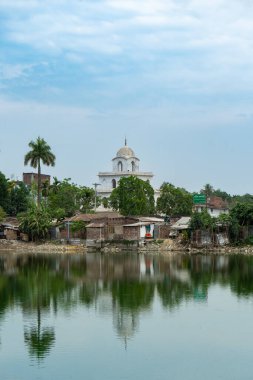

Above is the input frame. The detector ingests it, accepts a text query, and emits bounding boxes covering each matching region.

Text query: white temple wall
[112,157,139,173]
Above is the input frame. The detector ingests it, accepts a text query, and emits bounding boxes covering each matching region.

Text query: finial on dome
[125,137,127,146]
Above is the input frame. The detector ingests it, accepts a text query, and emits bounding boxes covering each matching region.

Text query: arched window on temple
[118,161,123,172]
[131,161,135,172]
[112,179,116,189]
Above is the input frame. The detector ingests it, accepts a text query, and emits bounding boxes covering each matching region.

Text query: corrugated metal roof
[123,222,152,227]
[66,212,122,222]
[137,217,164,223]
[86,223,105,228]
[171,217,191,230]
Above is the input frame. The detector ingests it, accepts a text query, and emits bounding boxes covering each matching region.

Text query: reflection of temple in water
[0,251,248,357]
[112,306,139,349]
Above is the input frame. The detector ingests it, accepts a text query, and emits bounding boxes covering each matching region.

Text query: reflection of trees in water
[20,259,72,362]
[24,305,55,362]
[79,282,99,307]
[112,280,155,312]
[227,255,253,297]
[2,253,253,357]
[24,326,55,361]
[0,254,77,361]
[157,275,194,309]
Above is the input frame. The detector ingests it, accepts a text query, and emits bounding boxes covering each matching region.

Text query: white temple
[97,139,154,199]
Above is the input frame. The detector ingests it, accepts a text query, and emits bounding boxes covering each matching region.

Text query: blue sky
[1,0,253,194]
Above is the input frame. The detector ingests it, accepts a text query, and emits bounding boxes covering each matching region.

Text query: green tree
[77,186,96,213]
[201,183,214,197]
[0,206,6,222]
[24,137,56,206]
[157,183,193,217]
[199,184,232,204]
[228,203,253,244]
[47,179,97,219]
[71,221,86,238]
[48,178,79,218]
[102,197,109,208]
[110,176,155,216]
[7,182,30,216]
[0,172,9,211]
[216,213,232,227]
[41,179,50,201]
[231,193,253,206]
[230,203,253,227]
[189,209,215,230]
[19,204,52,241]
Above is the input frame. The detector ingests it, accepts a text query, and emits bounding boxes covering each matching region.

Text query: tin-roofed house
[170,217,191,238]
[123,221,155,241]
[0,218,20,240]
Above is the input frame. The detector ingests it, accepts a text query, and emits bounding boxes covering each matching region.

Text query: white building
[193,196,229,218]
[97,140,156,200]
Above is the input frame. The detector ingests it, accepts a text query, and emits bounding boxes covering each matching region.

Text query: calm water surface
[1,252,253,380]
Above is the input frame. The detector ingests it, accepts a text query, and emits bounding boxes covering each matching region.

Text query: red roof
[66,212,122,222]
[207,196,228,209]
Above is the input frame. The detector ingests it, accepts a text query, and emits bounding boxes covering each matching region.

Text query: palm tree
[202,183,214,198]
[24,137,56,206]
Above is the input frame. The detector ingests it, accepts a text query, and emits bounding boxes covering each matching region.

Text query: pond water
[1,252,253,380]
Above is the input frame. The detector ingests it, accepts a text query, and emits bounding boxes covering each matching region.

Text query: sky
[1,0,253,194]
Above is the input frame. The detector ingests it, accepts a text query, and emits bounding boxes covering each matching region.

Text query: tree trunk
[38,160,41,207]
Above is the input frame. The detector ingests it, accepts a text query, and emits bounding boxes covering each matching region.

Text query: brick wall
[91,217,138,240]
[86,227,105,240]
[23,173,51,186]
[123,226,140,240]
[5,229,18,240]
[157,225,171,239]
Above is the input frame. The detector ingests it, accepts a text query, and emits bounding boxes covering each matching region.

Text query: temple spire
[125,137,127,146]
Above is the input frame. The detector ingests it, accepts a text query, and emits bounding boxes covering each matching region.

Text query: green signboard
[193,194,206,204]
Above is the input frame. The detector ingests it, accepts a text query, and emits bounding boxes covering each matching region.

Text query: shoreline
[1,239,253,255]
[0,240,87,254]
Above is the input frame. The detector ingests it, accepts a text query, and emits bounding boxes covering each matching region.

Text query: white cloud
[1,0,252,62]
[0,63,35,80]
[1,0,253,106]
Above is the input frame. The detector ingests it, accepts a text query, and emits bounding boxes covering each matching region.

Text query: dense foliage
[0,206,6,222]
[189,210,214,230]
[0,171,9,211]
[230,203,253,226]
[0,173,30,216]
[200,183,253,206]
[110,176,155,216]
[157,182,193,217]
[7,182,30,216]
[47,178,96,219]
[19,204,52,241]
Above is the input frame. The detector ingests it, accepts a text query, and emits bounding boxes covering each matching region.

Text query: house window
[118,161,123,172]
[112,179,116,189]
[131,161,135,171]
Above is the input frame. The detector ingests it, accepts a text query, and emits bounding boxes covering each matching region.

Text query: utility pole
[93,183,101,212]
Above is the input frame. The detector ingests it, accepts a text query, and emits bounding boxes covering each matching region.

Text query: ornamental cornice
[112,156,140,161]
[98,171,153,176]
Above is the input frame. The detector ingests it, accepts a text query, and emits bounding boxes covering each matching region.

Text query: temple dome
[116,145,135,158]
